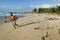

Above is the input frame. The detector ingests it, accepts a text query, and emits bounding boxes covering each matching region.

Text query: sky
[0,0,60,12]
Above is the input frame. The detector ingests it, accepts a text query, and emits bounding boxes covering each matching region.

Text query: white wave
[0,13,26,16]
[0,13,3,14]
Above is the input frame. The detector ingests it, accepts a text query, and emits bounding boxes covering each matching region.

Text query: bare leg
[13,25,16,29]
[13,21,18,29]
[16,24,20,27]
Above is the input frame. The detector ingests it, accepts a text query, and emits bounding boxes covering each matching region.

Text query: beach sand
[0,13,60,40]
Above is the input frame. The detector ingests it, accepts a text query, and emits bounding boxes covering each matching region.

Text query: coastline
[0,13,29,25]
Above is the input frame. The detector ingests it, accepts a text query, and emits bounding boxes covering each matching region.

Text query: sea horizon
[0,12,28,16]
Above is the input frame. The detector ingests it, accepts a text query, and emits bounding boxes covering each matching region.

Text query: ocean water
[0,12,27,24]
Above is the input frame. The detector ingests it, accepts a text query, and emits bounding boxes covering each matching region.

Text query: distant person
[4,16,7,23]
[10,13,19,29]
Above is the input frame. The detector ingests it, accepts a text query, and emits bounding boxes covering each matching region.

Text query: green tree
[38,8,44,13]
[33,8,37,12]
[50,7,56,13]
[56,6,60,13]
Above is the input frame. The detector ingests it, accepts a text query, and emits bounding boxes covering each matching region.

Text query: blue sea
[0,12,27,24]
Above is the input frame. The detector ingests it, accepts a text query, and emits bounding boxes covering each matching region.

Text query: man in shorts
[10,13,19,29]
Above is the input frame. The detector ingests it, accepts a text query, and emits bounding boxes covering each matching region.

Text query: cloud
[0,5,8,8]
[0,5,23,12]
[52,0,60,4]
[53,0,60,1]
[9,7,22,10]
[29,5,35,8]
[0,5,22,10]
[29,4,55,8]
[40,4,53,8]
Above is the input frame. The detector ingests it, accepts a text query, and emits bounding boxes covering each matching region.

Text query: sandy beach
[0,13,60,40]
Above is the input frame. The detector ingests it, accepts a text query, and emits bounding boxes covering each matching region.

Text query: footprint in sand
[34,27,40,30]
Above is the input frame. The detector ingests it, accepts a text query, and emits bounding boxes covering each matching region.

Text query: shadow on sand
[8,21,40,33]
[19,21,40,27]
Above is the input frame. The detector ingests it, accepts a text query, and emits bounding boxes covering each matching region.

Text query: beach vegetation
[33,6,60,14]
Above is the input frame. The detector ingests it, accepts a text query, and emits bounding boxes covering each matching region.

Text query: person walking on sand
[10,13,19,29]
[4,16,7,23]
